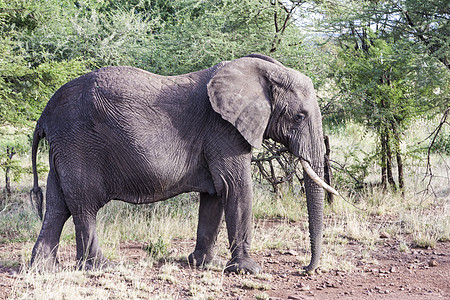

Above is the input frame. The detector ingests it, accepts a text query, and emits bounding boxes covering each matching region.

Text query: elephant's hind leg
[72,204,110,270]
[31,170,71,271]
[189,192,224,267]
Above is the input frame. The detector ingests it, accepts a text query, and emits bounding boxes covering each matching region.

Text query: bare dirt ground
[1,230,449,299]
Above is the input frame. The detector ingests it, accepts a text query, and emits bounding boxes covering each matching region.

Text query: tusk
[300,158,339,196]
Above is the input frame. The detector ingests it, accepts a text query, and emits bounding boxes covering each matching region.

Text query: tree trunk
[385,132,397,190]
[323,135,334,204]
[380,131,387,189]
[391,122,404,193]
[396,151,404,191]
[4,146,16,196]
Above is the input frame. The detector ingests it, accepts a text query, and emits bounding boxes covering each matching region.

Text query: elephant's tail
[30,123,45,221]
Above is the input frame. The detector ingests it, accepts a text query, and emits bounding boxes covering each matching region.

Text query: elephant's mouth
[300,158,338,196]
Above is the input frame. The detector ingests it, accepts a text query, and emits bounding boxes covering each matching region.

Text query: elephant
[29,53,337,274]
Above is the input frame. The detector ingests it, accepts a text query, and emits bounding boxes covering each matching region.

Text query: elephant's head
[207,53,336,271]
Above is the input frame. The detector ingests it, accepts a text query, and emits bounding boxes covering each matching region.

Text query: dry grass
[0,118,449,299]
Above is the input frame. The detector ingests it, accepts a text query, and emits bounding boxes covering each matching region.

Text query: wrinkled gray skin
[30,54,325,274]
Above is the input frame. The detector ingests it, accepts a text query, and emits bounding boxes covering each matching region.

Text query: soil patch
[1,236,448,299]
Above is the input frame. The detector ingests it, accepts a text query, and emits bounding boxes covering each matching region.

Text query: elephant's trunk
[302,161,325,272]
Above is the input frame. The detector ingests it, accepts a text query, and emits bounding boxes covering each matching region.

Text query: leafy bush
[144,236,170,259]
[431,133,450,155]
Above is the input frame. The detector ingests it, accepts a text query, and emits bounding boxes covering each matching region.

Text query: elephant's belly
[110,169,217,205]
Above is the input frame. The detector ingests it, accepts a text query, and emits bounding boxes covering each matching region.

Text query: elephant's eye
[295,113,306,122]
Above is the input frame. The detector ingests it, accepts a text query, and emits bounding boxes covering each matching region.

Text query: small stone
[288,295,312,300]
[285,250,299,256]
[297,283,310,291]
[429,259,438,267]
[325,281,338,288]
[390,266,398,273]
[380,231,391,239]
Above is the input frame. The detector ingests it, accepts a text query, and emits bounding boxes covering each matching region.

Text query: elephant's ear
[207,57,274,149]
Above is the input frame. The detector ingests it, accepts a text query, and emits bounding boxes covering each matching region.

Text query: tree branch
[417,106,450,195]
[402,10,449,69]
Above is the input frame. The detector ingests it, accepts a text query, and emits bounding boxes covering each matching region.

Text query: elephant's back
[40,65,215,124]
[90,66,166,103]
[42,66,158,107]
[38,67,155,132]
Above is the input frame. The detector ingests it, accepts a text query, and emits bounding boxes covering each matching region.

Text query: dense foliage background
[0,0,448,194]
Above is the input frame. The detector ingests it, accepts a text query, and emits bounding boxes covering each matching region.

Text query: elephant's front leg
[189,192,224,266]
[223,174,261,274]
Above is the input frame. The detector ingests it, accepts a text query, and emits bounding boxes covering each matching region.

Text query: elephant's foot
[225,257,261,274]
[77,255,114,271]
[30,255,60,273]
[188,250,214,267]
[303,263,319,275]
[303,255,320,274]
[30,244,61,272]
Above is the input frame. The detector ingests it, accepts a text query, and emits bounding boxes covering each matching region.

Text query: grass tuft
[241,279,271,291]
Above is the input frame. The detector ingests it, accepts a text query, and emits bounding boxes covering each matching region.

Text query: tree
[335,36,426,190]
[380,0,449,69]
[0,0,88,194]
[316,0,449,190]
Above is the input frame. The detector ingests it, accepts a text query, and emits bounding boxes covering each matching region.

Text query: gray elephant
[30,53,336,274]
